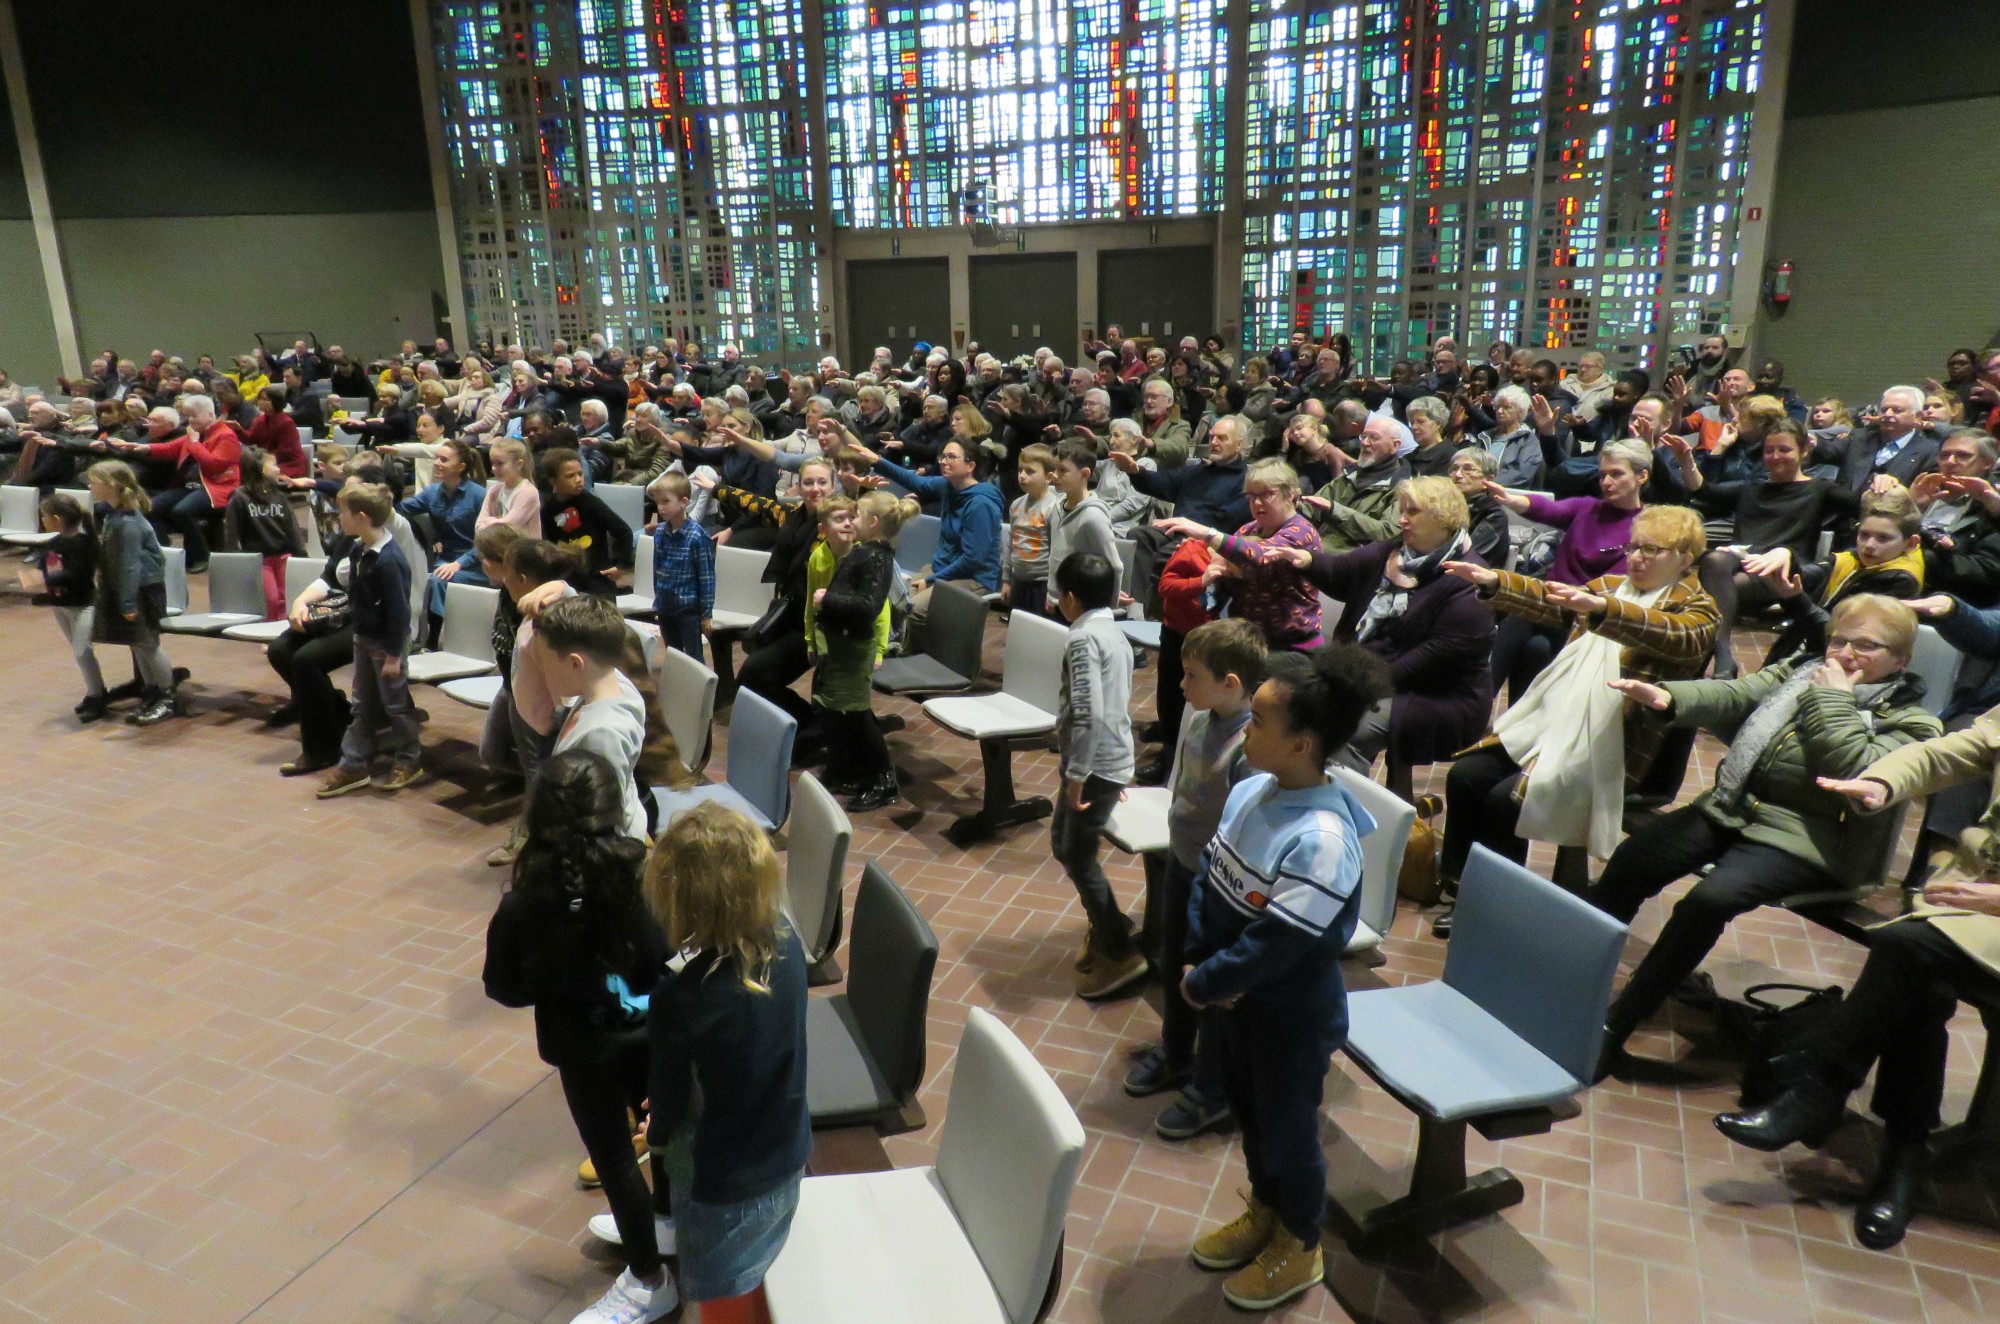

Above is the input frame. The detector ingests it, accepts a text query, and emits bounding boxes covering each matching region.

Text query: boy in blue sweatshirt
[1183,642,1391,1311]
[316,483,425,799]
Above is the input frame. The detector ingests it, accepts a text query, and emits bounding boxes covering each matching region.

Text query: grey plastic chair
[222,556,328,642]
[652,684,795,830]
[1330,845,1628,1246]
[617,531,655,617]
[766,1008,1083,1324]
[895,512,942,575]
[873,577,988,695]
[404,582,500,683]
[786,770,853,985]
[162,552,267,634]
[1910,623,1962,717]
[1331,767,1418,954]
[806,862,938,1132]
[656,644,718,777]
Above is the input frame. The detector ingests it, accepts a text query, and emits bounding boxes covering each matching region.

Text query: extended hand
[1441,559,1498,588]
[1816,775,1889,811]
[1923,877,2000,917]
[1608,677,1672,710]
[1544,581,1606,613]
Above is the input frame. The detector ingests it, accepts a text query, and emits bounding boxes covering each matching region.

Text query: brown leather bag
[1398,794,1445,906]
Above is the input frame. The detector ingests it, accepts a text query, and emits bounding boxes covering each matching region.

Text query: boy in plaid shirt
[647,472,715,659]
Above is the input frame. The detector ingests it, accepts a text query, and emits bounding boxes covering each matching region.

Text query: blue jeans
[676,1171,802,1302]
[656,607,705,661]
[425,560,489,627]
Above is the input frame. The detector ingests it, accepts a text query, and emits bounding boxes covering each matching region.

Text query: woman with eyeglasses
[1438,503,1717,893]
[1588,595,1939,1083]
[1482,437,1654,702]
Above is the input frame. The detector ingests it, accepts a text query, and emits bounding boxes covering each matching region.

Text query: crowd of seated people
[16,323,2000,1317]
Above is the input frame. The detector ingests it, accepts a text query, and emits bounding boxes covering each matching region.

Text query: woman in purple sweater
[1485,437,1651,701]
[1154,457,1325,651]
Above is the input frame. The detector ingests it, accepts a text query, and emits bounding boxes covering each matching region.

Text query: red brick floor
[1,574,1997,1323]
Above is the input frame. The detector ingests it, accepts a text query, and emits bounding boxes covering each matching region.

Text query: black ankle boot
[1592,1003,1642,1085]
[75,694,109,723]
[846,772,900,812]
[1713,1073,1848,1153]
[1854,1134,1927,1250]
[129,689,176,727]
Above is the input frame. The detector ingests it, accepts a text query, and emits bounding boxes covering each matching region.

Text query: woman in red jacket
[104,395,241,572]
[247,387,309,478]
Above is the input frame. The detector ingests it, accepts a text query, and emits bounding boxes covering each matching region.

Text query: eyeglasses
[1827,635,1892,656]
[1621,543,1676,558]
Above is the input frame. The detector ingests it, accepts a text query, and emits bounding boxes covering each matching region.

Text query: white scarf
[1492,579,1672,858]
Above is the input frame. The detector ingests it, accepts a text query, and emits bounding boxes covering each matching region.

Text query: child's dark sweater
[343,534,413,651]
[816,540,896,638]
[34,530,97,607]
[224,488,306,556]
[542,489,633,594]
[647,928,811,1204]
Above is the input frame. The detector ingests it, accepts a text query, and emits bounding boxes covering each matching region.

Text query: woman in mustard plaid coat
[1438,502,1718,880]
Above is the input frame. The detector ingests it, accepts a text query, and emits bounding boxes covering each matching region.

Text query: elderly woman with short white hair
[1472,384,1553,488]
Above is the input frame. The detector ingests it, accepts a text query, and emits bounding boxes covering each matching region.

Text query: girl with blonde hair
[85,460,182,725]
[642,803,808,1320]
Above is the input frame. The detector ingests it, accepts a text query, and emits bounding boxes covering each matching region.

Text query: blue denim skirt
[675,1171,803,1302]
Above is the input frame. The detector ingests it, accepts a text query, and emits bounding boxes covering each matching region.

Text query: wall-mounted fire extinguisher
[1766,260,1793,309]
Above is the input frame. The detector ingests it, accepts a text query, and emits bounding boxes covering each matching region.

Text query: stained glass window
[431,0,820,360]
[429,1,1769,373]
[1244,0,1768,373]
[821,0,1231,227]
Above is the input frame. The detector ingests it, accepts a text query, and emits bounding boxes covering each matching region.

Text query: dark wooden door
[1098,246,1215,347]
[969,253,1077,361]
[846,258,950,364]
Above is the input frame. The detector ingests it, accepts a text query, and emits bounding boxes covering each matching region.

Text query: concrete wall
[56,213,444,370]
[0,0,444,380]
[0,219,57,389]
[1753,96,2000,404]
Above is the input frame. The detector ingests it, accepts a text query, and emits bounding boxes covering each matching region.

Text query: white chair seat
[1119,619,1161,652]
[220,619,291,643]
[652,782,777,831]
[2,530,56,547]
[923,693,1057,741]
[163,612,262,634]
[765,1168,1008,1324]
[1104,786,1170,855]
[438,675,504,709]
[1346,981,1579,1122]
[709,607,762,631]
[403,651,497,684]
[616,591,653,617]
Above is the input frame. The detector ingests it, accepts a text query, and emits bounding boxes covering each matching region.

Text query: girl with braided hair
[482,749,680,1322]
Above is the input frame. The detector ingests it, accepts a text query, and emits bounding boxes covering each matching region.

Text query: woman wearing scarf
[1591,595,1940,1082]
[1276,475,1495,777]
[1153,457,1324,653]
[1438,504,1718,881]
[1730,708,2000,1250]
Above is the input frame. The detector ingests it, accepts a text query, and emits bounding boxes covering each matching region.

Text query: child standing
[815,490,917,811]
[1002,443,1061,617]
[486,539,583,866]
[224,444,307,620]
[646,471,715,660]
[1053,551,1146,999]
[533,594,651,843]
[1184,644,1390,1311]
[1122,618,1268,1141]
[25,493,106,721]
[84,461,181,727]
[482,749,677,1324]
[315,483,425,798]
[642,802,809,1321]
[1049,440,1121,615]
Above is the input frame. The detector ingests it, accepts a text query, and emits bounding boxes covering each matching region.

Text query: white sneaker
[569,1268,677,1324]
[588,1211,677,1255]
